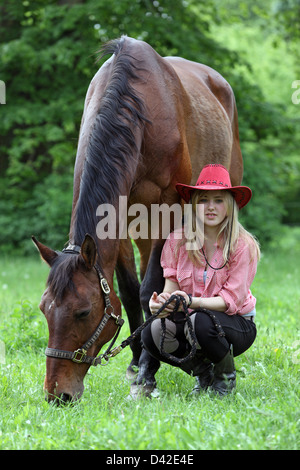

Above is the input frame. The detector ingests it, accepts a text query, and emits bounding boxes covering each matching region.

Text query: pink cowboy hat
[176,164,252,209]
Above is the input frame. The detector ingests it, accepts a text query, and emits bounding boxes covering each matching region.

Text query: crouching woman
[141,164,260,396]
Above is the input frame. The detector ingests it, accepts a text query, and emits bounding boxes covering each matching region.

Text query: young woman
[141,164,260,396]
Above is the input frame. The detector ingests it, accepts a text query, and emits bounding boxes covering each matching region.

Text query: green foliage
[0,0,299,253]
[210,13,300,240]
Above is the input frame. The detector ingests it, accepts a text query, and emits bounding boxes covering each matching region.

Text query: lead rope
[159,296,197,366]
[103,294,225,365]
[103,294,197,364]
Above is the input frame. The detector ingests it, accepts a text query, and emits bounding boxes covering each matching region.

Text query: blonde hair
[177,190,260,267]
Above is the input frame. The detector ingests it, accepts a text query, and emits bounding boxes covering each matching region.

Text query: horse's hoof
[128,383,158,400]
[126,365,138,382]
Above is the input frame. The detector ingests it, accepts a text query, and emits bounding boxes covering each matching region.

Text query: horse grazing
[33,36,243,403]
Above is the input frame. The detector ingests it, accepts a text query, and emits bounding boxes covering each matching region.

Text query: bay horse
[33,36,243,403]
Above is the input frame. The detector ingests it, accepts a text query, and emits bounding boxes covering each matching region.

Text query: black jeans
[141,310,257,365]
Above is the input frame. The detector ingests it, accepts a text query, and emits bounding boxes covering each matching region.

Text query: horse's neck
[96,237,120,280]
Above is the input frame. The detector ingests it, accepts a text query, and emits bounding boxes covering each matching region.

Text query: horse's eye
[76,310,91,319]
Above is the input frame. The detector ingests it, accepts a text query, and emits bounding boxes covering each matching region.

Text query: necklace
[201,202,234,271]
[201,247,228,271]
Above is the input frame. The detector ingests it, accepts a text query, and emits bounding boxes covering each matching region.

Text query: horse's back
[74,37,243,214]
[164,56,243,185]
[165,57,235,121]
[120,39,242,192]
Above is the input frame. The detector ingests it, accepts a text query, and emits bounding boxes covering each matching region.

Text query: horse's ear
[80,234,97,270]
[32,236,58,267]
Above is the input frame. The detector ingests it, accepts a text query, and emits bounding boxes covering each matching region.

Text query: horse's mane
[73,37,148,246]
[46,253,85,303]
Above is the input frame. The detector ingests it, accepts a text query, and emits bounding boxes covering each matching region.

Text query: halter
[44,244,124,366]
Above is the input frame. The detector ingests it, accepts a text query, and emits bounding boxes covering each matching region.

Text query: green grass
[0,247,299,450]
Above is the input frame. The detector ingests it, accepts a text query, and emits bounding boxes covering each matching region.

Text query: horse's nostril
[59,393,73,404]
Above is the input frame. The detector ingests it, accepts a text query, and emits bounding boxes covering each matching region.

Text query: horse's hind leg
[115,238,144,380]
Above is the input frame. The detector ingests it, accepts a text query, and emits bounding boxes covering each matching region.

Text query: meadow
[0,243,299,451]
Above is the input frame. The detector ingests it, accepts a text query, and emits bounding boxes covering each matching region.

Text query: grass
[0,246,299,450]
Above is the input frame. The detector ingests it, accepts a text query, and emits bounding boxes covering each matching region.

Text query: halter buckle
[111,313,125,326]
[100,278,110,295]
[72,348,87,363]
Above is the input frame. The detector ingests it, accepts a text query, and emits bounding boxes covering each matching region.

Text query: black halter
[44,244,124,366]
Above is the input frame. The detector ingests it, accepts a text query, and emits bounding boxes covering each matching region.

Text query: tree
[0,0,296,252]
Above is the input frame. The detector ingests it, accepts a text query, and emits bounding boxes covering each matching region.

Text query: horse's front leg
[115,238,144,380]
[131,240,165,398]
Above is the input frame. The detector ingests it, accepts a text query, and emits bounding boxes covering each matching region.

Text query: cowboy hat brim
[175,183,252,209]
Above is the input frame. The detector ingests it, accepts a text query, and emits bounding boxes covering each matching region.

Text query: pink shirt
[161,230,258,315]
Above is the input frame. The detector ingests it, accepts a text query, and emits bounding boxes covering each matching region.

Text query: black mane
[73,37,149,246]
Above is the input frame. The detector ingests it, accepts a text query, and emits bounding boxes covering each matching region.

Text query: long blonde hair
[177,190,260,267]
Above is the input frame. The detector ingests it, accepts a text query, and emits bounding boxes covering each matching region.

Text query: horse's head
[32,234,122,404]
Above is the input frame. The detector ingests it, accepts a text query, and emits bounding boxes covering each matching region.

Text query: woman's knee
[192,311,229,362]
[141,324,155,354]
[192,312,215,343]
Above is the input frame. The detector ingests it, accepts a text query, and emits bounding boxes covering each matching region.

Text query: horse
[33,36,243,403]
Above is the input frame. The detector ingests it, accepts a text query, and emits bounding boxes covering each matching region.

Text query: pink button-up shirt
[161,230,258,315]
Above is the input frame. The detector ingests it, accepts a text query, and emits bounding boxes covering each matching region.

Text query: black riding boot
[190,364,214,395]
[211,346,236,396]
[179,350,214,394]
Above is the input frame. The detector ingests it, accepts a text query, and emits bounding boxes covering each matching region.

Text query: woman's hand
[149,290,191,318]
[167,290,191,310]
[149,291,173,318]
